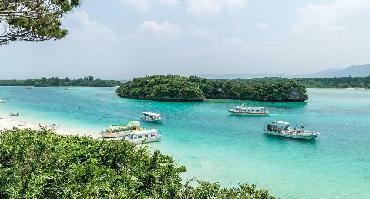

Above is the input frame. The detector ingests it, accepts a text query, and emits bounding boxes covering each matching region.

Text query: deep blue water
[1,87,370,199]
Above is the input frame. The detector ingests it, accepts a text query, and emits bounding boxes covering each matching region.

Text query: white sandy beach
[0,112,100,138]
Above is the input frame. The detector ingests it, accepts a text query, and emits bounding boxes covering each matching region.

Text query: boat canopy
[127,121,141,127]
[273,121,290,127]
[236,106,265,110]
[142,112,160,117]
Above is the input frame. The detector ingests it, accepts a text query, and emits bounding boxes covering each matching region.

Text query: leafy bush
[0,129,275,199]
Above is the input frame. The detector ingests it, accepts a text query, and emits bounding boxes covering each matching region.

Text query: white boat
[123,129,161,144]
[141,112,162,122]
[101,121,161,144]
[9,112,19,116]
[101,121,142,139]
[0,98,5,103]
[265,121,319,140]
[229,104,269,116]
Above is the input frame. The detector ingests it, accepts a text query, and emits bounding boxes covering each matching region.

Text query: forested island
[0,76,121,87]
[295,76,370,88]
[116,75,308,102]
[0,129,275,199]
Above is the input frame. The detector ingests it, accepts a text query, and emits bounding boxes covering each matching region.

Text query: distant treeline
[0,76,122,87]
[295,76,370,88]
[117,75,308,102]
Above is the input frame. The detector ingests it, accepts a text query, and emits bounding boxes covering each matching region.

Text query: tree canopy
[117,75,206,102]
[0,129,275,199]
[0,0,80,45]
[295,76,370,89]
[116,75,308,102]
[0,76,122,87]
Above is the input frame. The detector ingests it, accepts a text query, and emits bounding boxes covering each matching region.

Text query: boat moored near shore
[101,121,142,138]
[124,129,161,144]
[265,121,319,140]
[229,104,269,116]
[101,121,161,144]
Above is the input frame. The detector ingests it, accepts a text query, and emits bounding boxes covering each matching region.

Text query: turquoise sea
[1,87,370,199]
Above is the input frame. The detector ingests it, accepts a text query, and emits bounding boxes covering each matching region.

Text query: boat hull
[142,118,162,122]
[265,131,318,140]
[129,136,161,145]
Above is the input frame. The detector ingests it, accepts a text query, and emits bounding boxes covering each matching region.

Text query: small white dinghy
[265,121,319,140]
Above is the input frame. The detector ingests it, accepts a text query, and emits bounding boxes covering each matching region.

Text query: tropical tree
[0,0,80,45]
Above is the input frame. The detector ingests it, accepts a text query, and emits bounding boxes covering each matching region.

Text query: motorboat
[0,98,5,103]
[9,112,20,116]
[140,112,162,122]
[101,121,142,139]
[123,129,161,144]
[265,121,319,140]
[101,121,161,144]
[229,104,269,116]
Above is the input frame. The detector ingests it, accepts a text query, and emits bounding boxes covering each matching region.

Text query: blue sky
[1,0,370,79]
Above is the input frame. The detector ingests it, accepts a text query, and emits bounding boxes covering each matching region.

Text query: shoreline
[0,112,101,138]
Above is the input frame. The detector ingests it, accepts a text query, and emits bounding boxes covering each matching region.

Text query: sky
[1,0,370,79]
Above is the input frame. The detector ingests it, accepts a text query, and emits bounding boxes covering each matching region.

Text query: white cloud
[121,0,151,11]
[67,10,119,43]
[159,0,179,6]
[136,21,182,38]
[186,0,247,15]
[121,0,179,12]
[293,0,370,33]
[133,20,221,42]
[255,22,270,31]
[189,28,217,41]
[121,0,247,15]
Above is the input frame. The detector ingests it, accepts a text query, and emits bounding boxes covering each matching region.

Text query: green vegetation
[0,76,121,87]
[117,75,205,102]
[117,75,308,102]
[0,0,80,45]
[0,129,275,199]
[295,76,370,88]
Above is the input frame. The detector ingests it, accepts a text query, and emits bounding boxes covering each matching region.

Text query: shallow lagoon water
[1,87,370,199]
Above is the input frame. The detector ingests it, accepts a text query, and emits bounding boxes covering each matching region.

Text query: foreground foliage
[0,76,121,87]
[295,76,370,88]
[117,75,308,102]
[0,129,275,199]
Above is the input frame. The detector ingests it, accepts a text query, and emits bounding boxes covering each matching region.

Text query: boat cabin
[267,121,290,132]
[125,129,161,144]
[103,121,142,136]
[141,112,161,122]
[235,106,266,113]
